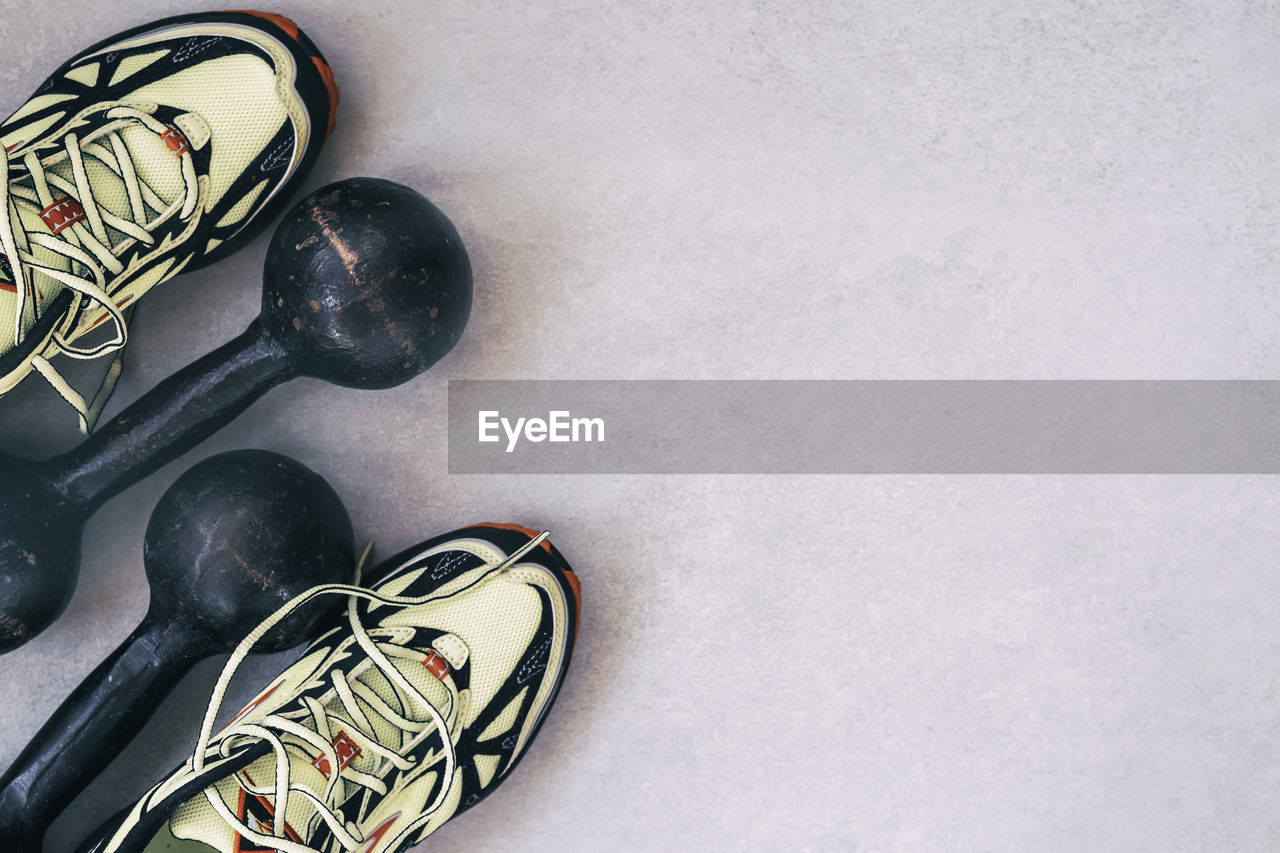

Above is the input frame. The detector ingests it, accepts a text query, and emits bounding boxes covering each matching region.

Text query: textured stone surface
[0,1,1277,849]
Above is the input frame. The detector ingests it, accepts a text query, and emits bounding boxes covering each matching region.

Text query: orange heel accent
[221,10,300,40]
[311,55,340,138]
[563,568,583,636]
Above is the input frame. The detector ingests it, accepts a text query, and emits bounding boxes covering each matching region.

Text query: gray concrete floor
[1,1,1279,850]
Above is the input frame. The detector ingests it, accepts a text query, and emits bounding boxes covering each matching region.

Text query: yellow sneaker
[0,10,338,430]
[79,525,582,853]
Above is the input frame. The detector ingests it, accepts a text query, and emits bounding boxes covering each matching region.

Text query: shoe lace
[0,104,199,431]
[191,532,551,853]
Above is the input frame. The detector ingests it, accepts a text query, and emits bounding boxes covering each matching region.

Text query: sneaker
[78,524,583,853]
[0,11,339,430]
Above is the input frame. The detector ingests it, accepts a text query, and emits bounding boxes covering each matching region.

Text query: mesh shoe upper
[80,525,582,853]
[0,11,337,427]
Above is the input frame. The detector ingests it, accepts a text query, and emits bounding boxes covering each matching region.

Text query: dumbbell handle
[48,321,294,510]
[0,611,201,844]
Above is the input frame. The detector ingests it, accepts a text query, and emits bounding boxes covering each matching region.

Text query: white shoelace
[192,532,551,853]
[0,104,198,431]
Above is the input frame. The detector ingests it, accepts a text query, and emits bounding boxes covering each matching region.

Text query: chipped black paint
[0,450,355,844]
[0,178,471,653]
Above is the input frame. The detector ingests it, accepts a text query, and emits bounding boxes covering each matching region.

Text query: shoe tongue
[168,654,454,849]
[0,116,185,348]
